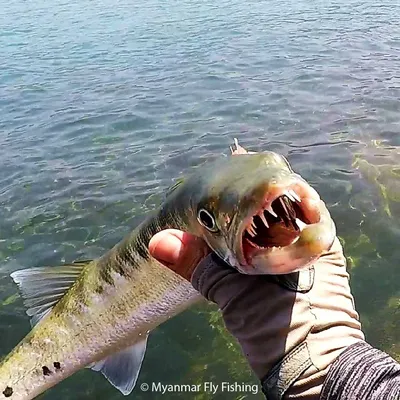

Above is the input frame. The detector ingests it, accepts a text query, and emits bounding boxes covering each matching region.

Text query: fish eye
[197,209,218,232]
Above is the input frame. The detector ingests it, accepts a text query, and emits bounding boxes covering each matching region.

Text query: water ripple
[1,0,400,397]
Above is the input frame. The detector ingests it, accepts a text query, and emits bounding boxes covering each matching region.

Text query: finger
[149,229,210,281]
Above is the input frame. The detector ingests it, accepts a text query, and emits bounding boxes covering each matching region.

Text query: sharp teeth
[284,190,296,202]
[289,189,301,202]
[266,206,278,218]
[251,218,257,230]
[247,225,257,237]
[279,197,289,215]
[291,236,300,245]
[259,212,269,228]
[279,198,290,227]
[295,218,307,231]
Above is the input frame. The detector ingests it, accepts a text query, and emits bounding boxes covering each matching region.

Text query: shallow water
[0,0,399,398]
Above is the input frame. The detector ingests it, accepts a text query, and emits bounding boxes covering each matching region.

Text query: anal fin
[90,336,148,395]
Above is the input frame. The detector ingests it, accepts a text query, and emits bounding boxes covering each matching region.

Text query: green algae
[352,140,400,218]
[1,293,20,307]
[341,141,400,363]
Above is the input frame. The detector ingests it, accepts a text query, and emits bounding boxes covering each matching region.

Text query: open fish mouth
[239,179,324,267]
[224,138,335,274]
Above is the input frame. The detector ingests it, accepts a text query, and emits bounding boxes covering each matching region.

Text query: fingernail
[151,233,184,266]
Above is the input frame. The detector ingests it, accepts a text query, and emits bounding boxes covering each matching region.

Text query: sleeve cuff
[190,253,238,305]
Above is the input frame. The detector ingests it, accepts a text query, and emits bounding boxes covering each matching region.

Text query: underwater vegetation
[343,139,399,362]
[352,139,400,219]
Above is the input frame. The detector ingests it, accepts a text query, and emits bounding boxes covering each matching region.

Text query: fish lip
[235,177,322,268]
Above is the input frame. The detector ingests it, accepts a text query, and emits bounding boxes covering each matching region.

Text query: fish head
[193,152,336,275]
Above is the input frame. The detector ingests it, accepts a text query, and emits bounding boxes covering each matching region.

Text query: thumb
[148,229,210,281]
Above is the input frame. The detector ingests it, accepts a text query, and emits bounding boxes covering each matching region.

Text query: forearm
[189,242,399,399]
[191,243,365,399]
[320,341,400,400]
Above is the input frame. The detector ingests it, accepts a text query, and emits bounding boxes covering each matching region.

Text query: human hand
[148,229,210,280]
[149,230,365,399]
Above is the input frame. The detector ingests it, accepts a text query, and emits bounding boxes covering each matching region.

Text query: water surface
[1,0,400,398]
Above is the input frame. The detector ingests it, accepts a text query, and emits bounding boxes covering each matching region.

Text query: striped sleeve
[320,341,400,400]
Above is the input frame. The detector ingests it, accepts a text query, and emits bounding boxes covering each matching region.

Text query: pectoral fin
[90,337,148,395]
[10,261,90,326]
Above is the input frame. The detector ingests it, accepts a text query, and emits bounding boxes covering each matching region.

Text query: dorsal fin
[10,261,91,326]
[90,336,148,395]
[165,177,185,198]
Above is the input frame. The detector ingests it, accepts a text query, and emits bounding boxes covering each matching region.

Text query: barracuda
[0,140,336,400]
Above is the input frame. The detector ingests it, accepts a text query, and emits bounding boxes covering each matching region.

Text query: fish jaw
[231,175,336,275]
[249,200,336,274]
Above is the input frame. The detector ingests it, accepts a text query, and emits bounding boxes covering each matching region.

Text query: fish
[0,140,336,400]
